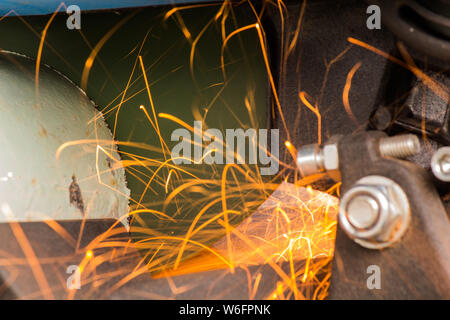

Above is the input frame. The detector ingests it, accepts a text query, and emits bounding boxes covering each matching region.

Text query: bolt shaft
[379,134,421,159]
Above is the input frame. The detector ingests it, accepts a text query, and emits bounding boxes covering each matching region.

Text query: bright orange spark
[348,37,449,101]
[343,61,362,126]
[299,91,322,145]
[86,250,93,259]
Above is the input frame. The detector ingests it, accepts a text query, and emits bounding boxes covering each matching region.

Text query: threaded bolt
[296,134,421,177]
[379,134,421,159]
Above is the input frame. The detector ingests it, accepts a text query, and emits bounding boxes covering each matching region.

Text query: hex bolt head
[431,147,450,182]
[345,194,380,229]
[339,176,411,249]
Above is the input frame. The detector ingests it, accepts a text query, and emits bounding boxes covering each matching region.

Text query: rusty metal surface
[0,219,280,299]
[0,219,134,299]
[0,197,332,300]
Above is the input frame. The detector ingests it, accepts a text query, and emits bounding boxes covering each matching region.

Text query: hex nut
[339,176,411,249]
[322,142,339,171]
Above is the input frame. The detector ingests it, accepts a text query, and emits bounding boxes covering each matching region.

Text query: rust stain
[110,178,117,186]
[106,157,117,178]
[69,175,85,215]
[39,126,47,137]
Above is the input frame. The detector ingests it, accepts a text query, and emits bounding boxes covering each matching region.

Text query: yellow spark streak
[221,163,250,273]
[43,220,77,248]
[139,56,169,160]
[299,91,322,145]
[139,105,157,132]
[165,169,175,193]
[56,139,163,162]
[164,3,220,21]
[189,19,214,76]
[173,209,240,271]
[287,0,307,56]
[159,113,224,146]
[128,209,176,222]
[343,61,362,126]
[255,23,290,141]
[35,3,65,108]
[217,219,306,300]
[131,234,233,269]
[220,21,290,140]
[301,256,311,283]
[136,149,216,209]
[221,23,259,79]
[1,204,54,299]
[81,12,136,91]
[163,179,220,212]
[250,272,262,300]
[288,239,300,299]
[112,30,151,142]
[215,0,229,22]
[348,37,449,101]
[285,140,298,162]
[95,145,132,201]
[159,112,194,132]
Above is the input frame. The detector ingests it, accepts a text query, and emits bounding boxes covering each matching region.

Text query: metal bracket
[328,131,450,299]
